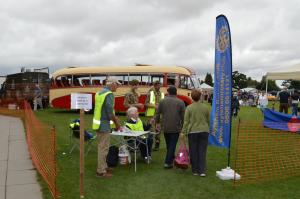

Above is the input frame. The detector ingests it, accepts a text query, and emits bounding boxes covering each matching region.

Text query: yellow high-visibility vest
[145,91,164,117]
[125,118,144,131]
[92,91,115,130]
[126,118,147,139]
[69,121,80,129]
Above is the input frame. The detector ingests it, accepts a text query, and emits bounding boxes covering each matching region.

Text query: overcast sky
[0,0,299,80]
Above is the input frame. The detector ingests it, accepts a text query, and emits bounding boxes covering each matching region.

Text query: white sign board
[71,93,92,110]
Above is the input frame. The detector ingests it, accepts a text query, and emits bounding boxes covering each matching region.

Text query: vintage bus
[50,65,200,112]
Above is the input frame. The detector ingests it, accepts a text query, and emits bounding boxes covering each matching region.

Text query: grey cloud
[0,0,299,81]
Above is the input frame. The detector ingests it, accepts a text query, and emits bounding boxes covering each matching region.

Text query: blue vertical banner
[209,15,232,148]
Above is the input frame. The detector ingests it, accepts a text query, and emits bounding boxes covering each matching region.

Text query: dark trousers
[188,132,209,174]
[164,133,179,165]
[279,103,289,114]
[127,135,153,159]
[139,135,153,158]
[292,103,298,116]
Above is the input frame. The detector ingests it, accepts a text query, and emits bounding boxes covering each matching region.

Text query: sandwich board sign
[71,93,92,110]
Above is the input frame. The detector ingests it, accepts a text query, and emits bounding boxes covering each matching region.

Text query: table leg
[135,138,137,172]
[146,138,149,164]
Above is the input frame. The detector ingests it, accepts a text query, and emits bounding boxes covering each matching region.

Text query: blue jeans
[292,103,298,116]
[163,133,179,165]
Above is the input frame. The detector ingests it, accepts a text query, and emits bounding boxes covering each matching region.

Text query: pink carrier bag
[174,137,189,169]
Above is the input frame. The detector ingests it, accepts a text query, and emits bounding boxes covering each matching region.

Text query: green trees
[204,73,213,86]
[256,76,279,91]
[201,71,283,91]
[232,71,247,89]
[282,80,300,90]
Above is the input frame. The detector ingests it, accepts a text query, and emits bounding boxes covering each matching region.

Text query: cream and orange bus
[50,65,200,112]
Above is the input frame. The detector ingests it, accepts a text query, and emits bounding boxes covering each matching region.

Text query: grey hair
[127,107,138,118]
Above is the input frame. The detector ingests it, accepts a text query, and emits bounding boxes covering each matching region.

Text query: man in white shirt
[258,91,268,110]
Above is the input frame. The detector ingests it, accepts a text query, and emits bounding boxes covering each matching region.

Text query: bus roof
[52,65,195,79]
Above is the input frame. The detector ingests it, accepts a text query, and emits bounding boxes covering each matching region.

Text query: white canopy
[241,87,257,93]
[200,83,213,90]
[265,63,300,92]
[266,64,300,80]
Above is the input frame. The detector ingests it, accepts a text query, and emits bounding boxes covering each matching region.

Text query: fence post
[51,126,58,199]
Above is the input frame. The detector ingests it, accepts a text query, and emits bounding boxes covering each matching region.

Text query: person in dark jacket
[277,87,290,114]
[232,94,240,117]
[155,86,185,168]
[291,90,299,116]
[125,107,153,161]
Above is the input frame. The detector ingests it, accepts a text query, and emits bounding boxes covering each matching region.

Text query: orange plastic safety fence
[0,103,58,197]
[23,101,59,198]
[234,121,300,185]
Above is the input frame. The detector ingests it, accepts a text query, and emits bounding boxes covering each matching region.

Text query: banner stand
[216,167,240,180]
[210,14,241,180]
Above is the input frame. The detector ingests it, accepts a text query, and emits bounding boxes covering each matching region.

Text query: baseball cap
[153,80,161,85]
[130,79,139,86]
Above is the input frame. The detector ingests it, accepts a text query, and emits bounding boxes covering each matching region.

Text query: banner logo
[217,26,229,52]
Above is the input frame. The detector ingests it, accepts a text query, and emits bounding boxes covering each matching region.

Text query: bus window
[122,74,129,85]
[81,79,90,86]
[61,76,70,87]
[187,76,195,89]
[128,74,141,84]
[179,76,187,89]
[105,74,127,85]
[55,77,63,87]
[141,75,149,85]
[91,75,107,86]
[92,79,101,85]
[150,75,163,85]
[73,78,81,86]
[179,76,194,89]
[167,74,176,86]
[191,76,201,89]
[115,75,125,85]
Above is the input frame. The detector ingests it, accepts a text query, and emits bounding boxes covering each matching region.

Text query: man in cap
[124,79,144,109]
[144,80,165,151]
[277,86,290,114]
[155,86,185,168]
[92,77,122,178]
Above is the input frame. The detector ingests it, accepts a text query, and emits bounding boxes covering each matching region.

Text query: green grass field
[34,105,300,199]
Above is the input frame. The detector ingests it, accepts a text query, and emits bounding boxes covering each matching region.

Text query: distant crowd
[231,87,299,117]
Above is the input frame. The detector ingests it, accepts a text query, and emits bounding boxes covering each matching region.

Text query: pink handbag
[174,138,189,169]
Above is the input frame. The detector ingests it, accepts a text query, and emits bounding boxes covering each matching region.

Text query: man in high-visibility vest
[144,81,164,151]
[93,77,122,178]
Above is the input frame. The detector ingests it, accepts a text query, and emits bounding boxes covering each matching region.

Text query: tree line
[201,71,300,91]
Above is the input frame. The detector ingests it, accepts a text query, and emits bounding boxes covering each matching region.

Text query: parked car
[267,93,276,101]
